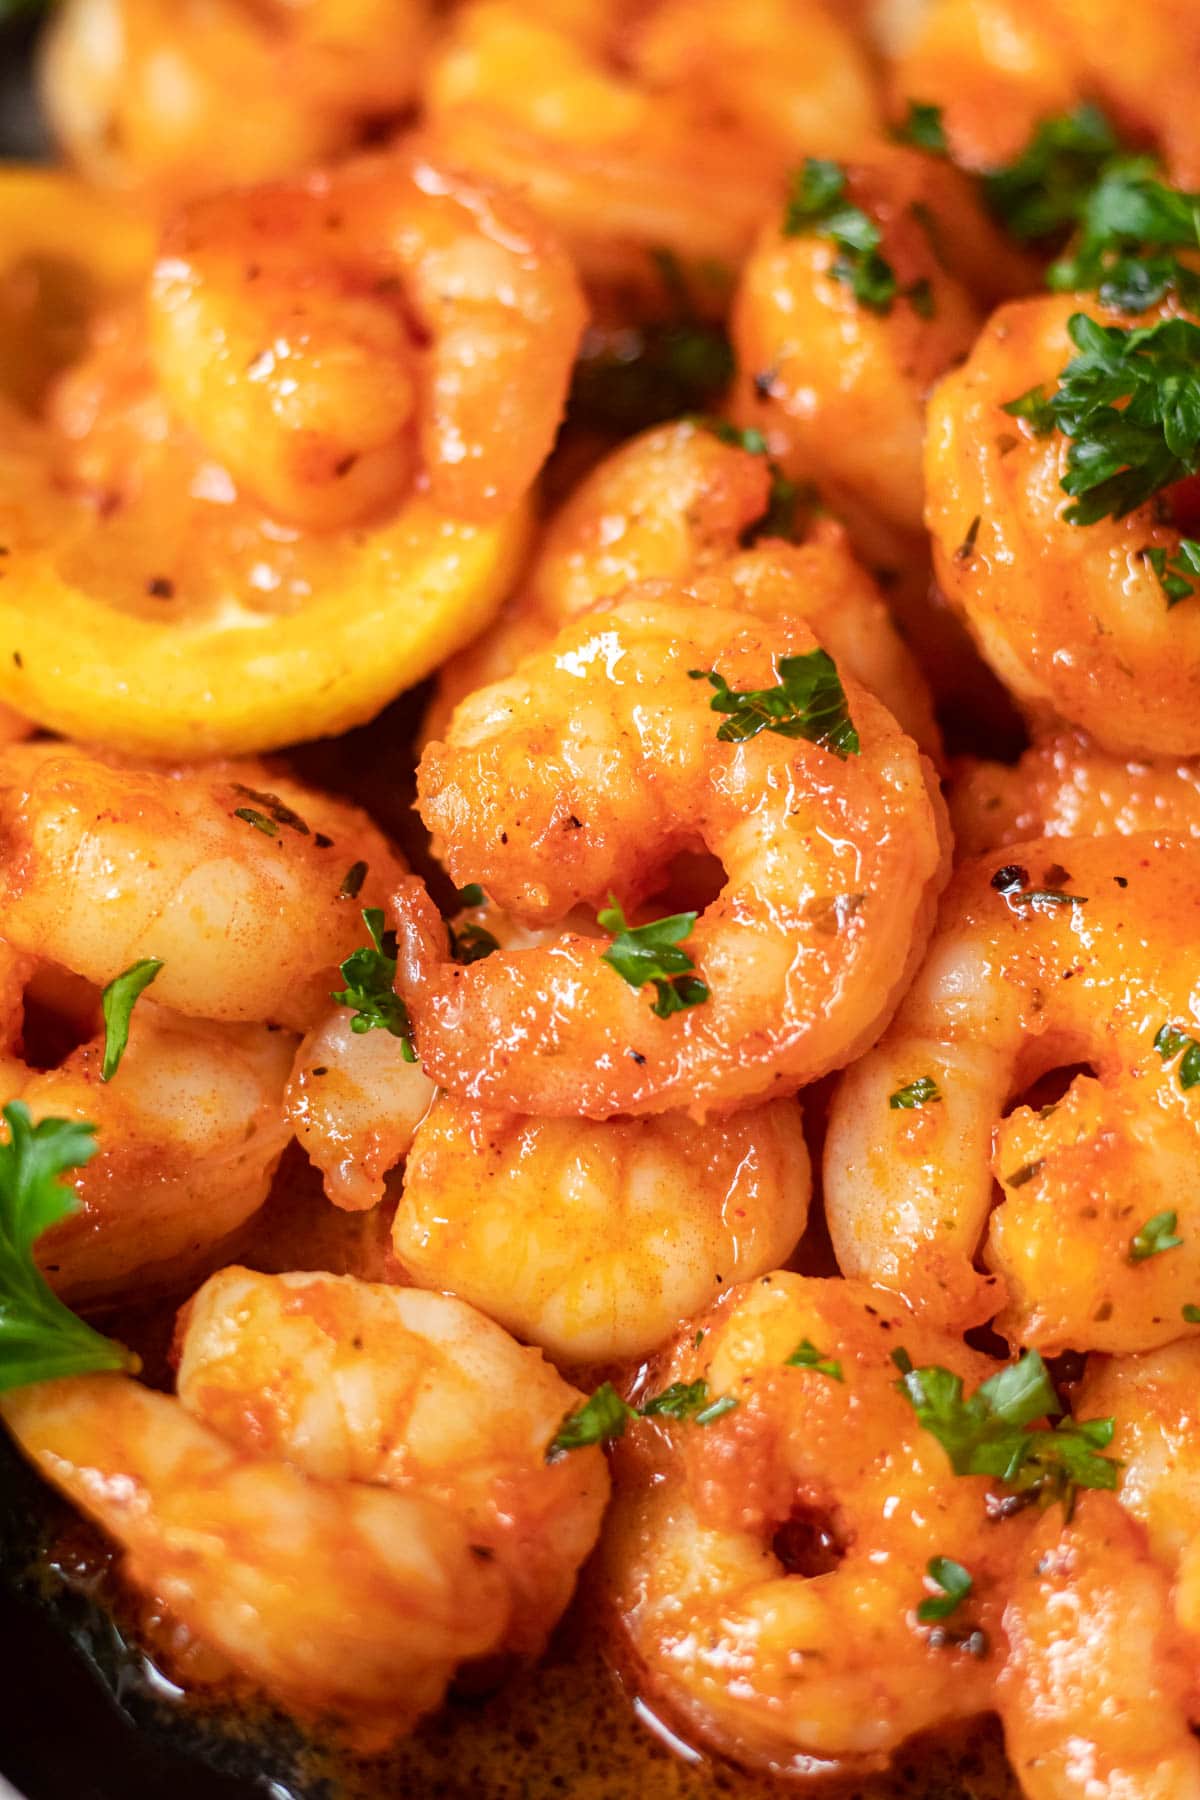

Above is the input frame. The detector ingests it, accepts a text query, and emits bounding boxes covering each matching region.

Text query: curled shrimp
[392,1088,810,1364]
[149,147,586,531]
[950,730,1200,860]
[396,576,948,1118]
[601,1272,1014,1774]
[998,1492,1200,1800]
[926,293,1200,758]
[825,833,1200,1353]
[175,1268,610,1658]
[0,743,406,1031]
[1,1373,511,1746]
[731,144,1026,537]
[429,425,939,756]
[41,0,431,201]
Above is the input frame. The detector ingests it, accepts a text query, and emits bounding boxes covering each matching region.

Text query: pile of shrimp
[5,2,1200,1796]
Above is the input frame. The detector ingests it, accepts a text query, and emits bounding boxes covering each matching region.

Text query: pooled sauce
[0,1153,1023,1800]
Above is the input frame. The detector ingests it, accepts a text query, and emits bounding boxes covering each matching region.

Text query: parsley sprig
[1003,313,1200,525]
[1142,539,1200,607]
[546,1375,737,1460]
[0,1102,136,1391]
[893,1346,1118,1516]
[785,1338,843,1382]
[100,958,163,1082]
[1129,1209,1183,1263]
[598,899,709,1020]
[689,648,859,755]
[890,1076,941,1110]
[983,104,1118,243]
[917,1556,973,1623]
[783,159,931,316]
[1048,157,1200,313]
[331,908,417,1060]
[892,101,948,157]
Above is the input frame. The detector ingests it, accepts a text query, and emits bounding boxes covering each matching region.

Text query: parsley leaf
[546,1374,737,1460]
[1047,157,1200,313]
[100,958,163,1083]
[890,1076,941,1110]
[983,104,1119,242]
[695,417,809,541]
[893,101,948,156]
[0,1102,137,1391]
[1142,538,1200,607]
[331,908,417,1059]
[597,898,709,1020]
[784,159,926,316]
[785,1337,844,1381]
[1129,1208,1183,1262]
[917,1556,973,1622]
[895,1347,1118,1514]
[1155,1020,1200,1090]
[1184,1303,1200,1324]
[689,648,859,755]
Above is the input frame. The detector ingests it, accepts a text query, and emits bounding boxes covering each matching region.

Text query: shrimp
[886,0,1200,185]
[601,1272,1013,1773]
[27,1004,294,1306]
[998,1494,1200,1800]
[926,292,1200,758]
[731,144,1027,538]
[40,0,431,201]
[396,577,949,1118]
[0,743,406,1031]
[392,1090,811,1364]
[148,147,586,531]
[175,1269,610,1657]
[429,427,939,757]
[825,833,1200,1353]
[0,1374,511,1747]
[950,730,1200,860]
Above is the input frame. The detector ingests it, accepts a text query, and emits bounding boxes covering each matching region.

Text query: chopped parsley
[338,860,368,899]
[1155,1021,1200,1090]
[983,104,1118,243]
[457,883,486,908]
[890,1076,942,1110]
[695,417,806,540]
[100,958,163,1082]
[1129,1208,1183,1263]
[989,863,1088,909]
[689,648,859,755]
[0,1102,137,1390]
[783,159,930,316]
[893,1346,1118,1515]
[785,1338,844,1382]
[1001,313,1200,525]
[331,908,417,1059]
[917,1556,973,1623]
[597,898,709,1020]
[1142,539,1200,607]
[1184,1304,1200,1324]
[546,1375,737,1460]
[233,807,278,837]
[893,101,948,157]
[230,783,310,836]
[1048,157,1200,313]
[449,920,499,965]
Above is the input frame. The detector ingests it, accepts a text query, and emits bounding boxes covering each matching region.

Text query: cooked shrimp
[41,0,431,201]
[430,428,939,755]
[0,743,406,1031]
[149,148,586,530]
[950,731,1200,860]
[602,1272,1012,1773]
[927,293,1200,758]
[886,0,1200,185]
[731,145,1026,537]
[392,1090,810,1363]
[826,833,1200,1353]
[0,1373,510,1747]
[998,1494,1200,1800]
[27,1005,293,1306]
[175,1269,610,1656]
[397,580,948,1118]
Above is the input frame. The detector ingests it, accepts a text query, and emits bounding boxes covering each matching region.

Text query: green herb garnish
[1129,1209,1183,1262]
[894,1346,1118,1515]
[100,958,163,1083]
[0,1102,137,1391]
[689,648,859,755]
[893,101,948,156]
[1142,539,1200,607]
[983,104,1118,242]
[1155,1021,1200,1090]
[785,1338,844,1381]
[331,908,417,1059]
[1048,157,1200,313]
[783,159,928,315]
[546,1374,737,1460]
[338,861,368,900]
[597,898,709,1020]
[231,783,310,835]
[890,1076,942,1110]
[917,1556,973,1622]
[1184,1304,1200,1324]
